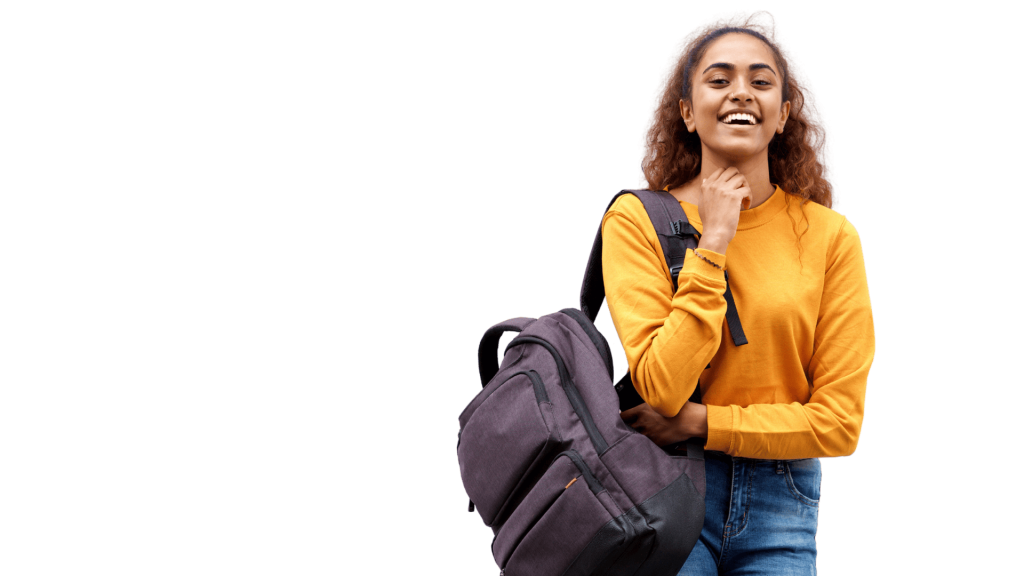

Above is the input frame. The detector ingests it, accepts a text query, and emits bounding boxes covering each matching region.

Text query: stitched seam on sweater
[823,217,849,273]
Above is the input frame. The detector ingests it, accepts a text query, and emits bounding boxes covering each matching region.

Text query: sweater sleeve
[601,198,729,417]
[704,218,875,458]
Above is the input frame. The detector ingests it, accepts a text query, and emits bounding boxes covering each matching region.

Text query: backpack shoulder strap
[580,190,632,323]
[630,189,699,287]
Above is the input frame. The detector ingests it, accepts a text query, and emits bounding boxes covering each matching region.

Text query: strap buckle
[671,219,701,238]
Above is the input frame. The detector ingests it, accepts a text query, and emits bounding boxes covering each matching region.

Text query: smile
[719,112,759,125]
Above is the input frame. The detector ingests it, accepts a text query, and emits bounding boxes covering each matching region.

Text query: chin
[706,143,768,163]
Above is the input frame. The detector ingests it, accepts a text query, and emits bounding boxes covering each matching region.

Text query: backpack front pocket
[495,450,627,576]
[458,370,562,526]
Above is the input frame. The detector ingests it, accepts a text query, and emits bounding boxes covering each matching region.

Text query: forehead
[698,33,778,71]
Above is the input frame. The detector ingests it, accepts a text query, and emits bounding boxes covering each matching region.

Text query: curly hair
[642,18,832,208]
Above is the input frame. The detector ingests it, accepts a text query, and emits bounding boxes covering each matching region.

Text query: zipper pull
[468,499,475,513]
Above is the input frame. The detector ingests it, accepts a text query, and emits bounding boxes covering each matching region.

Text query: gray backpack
[457,190,747,576]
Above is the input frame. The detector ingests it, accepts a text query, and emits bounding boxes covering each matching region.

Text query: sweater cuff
[679,248,727,284]
[704,405,733,453]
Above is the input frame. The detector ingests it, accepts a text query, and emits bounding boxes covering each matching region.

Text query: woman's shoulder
[785,192,857,233]
[602,192,659,235]
[605,191,648,219]
[784,193,862,257]
[600,192,668,256]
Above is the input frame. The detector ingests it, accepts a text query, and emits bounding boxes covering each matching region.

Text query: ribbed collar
[678,184,788,231]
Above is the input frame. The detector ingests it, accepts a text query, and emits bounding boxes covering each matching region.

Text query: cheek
[693,104,720,132]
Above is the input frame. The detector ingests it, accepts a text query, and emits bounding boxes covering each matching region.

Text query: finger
[703,169,724,188]
[719,167,739,182]
[737,185,752,209]
[723,170,747,188]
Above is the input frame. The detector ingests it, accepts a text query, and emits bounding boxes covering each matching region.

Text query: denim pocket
[783,458,821,507]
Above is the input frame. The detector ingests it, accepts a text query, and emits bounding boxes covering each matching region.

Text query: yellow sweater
[602,186,874,459]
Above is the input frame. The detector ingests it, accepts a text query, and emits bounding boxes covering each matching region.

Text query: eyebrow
[702,62,777,76]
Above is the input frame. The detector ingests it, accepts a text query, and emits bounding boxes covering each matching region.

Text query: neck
[672,147,775,209]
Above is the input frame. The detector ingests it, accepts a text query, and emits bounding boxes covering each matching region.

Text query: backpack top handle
[477,317,535,387]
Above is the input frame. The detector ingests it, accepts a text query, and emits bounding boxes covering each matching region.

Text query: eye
[752,78,772,87]
[708,77,729,85]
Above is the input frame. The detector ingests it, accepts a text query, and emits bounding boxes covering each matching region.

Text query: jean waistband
[705,450,732,462]
[705,450,817,464]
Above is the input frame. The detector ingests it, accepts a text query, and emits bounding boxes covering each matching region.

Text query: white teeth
[723,113,757,124]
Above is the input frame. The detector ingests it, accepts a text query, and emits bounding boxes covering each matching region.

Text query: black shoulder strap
[580,189,747,341]
[631,189,698,290]
[580,190,634,323]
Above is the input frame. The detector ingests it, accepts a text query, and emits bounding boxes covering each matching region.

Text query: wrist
[698,233,729,255]
[680,402,708,439]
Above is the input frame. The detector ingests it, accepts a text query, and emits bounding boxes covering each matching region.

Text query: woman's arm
[706,219,874,458]
[621,401,707,446]
[602,195,729,417]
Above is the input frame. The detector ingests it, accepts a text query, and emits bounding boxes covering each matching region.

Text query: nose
[729,88,753,103]
[729,79,753,102]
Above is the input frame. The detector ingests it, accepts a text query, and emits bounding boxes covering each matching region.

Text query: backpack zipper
[558,308,614,381]
[519,370,548,404]
[460,369,550,450]
[558,449,605,494]
[506,335,609,454]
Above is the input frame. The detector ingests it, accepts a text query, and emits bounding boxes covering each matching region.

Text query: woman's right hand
[696,167,751,254]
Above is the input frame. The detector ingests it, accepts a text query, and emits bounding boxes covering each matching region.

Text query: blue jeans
[678,451,821,576]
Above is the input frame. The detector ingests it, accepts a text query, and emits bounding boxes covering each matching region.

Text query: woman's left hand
[621,402,708,446]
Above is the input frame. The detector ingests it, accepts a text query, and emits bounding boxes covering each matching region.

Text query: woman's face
[680,33,791,164]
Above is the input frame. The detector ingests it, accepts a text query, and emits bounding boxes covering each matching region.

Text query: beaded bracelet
[693,250,724,270]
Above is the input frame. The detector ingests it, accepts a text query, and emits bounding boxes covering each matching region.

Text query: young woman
[605,22,874,575]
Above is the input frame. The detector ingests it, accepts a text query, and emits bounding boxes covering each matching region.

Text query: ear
[679,99,697,133]
[776,101,791,134]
